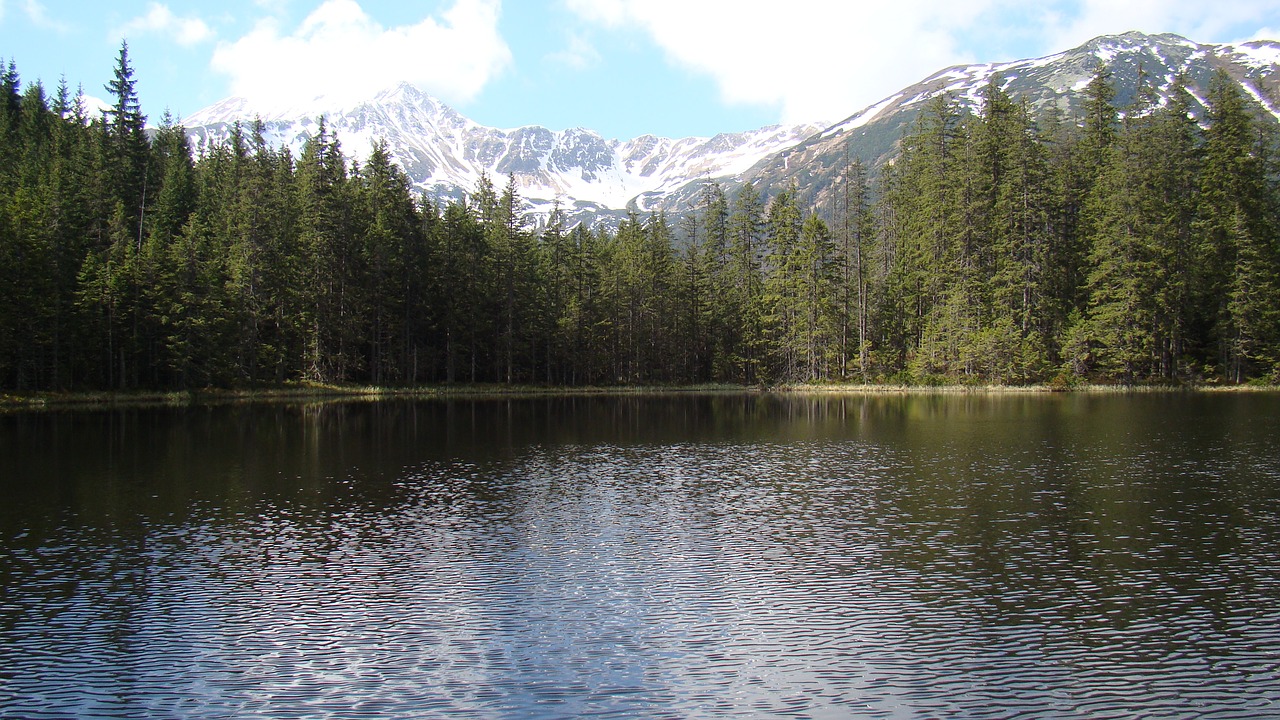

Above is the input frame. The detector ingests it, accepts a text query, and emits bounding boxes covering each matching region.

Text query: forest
[1,44,1279,392]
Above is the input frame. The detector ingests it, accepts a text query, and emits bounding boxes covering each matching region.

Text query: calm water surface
[2,392,1279,719]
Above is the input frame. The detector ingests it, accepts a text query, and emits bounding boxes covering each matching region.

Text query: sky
[1,0,1279,140]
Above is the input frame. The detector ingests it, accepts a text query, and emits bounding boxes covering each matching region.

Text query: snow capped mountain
[182,82,824,224]
[744,31,1280,212]
[181,32,1280,225]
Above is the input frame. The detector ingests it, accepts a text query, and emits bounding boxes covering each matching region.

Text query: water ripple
[3,395,1280,718]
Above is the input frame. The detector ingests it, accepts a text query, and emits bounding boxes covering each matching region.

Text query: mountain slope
[183,83,823,225]
[735,31,1280,215]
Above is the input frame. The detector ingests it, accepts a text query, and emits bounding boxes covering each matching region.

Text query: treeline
[1,47,1278,391]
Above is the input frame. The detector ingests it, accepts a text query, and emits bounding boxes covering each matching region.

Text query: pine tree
[102,41,150,242]
[296,117,362,382]
[1197,70,1280,382]
[673,210,709,382]
[563,222,605,384]
[835,155,876,380]
[762,187,804,381]
[536,200,571,384]
[727,182,766,383]
[0,78,60,389]
[697,181,736,381]
[149,112,196,243]
[1147,77,1202,379]
[1064,137,1158,382]
[795,214,835,381]
[48,81,105,389]
[976,80,1052,381]
[357,139,422,385]
[199,119,305,385]
[878,94,965,379]
[1080,63,1118,182]
[489,174,537,383]
[1066,74,1204,382]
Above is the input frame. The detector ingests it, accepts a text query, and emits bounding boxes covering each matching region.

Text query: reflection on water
[2,393,1280,718]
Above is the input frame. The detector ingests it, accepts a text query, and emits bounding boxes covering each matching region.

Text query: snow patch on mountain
[822,93,903,138]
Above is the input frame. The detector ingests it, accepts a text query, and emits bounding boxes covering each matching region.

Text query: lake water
[2,392,1279,719]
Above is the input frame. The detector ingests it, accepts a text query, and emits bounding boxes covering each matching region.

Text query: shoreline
[2,381,1277,412]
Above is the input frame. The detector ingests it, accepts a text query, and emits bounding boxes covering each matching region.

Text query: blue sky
[2,0,1278,140]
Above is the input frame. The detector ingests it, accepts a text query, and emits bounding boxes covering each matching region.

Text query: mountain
[181,32,1280,227]
[735,31,1280,215]
[182,83,824,226]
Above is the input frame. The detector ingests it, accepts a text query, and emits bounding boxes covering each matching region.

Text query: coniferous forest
[2,45,1280,392]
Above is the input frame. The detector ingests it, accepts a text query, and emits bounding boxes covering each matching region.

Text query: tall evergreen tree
[296,117,362,382]
[102,41,149,241]
[878,94,965,378]
[1066,73,1205,382]
[357,140,423,385]
[726,182,766,383]
[1197,70,1280,382]
[489,174,537,383]
[536,200,571,384]
[1080,63,1118,182]
[437,200,476,382]
[763,187,804,381]
[835,155,877,380]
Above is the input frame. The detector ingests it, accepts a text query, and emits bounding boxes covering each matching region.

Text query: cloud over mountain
[561,0,1280,127]
[209,0,511,113]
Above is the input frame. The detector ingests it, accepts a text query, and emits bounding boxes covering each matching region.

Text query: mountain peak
[184,80,456,127]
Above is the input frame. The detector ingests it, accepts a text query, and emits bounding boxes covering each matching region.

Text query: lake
[2,392,1279,719]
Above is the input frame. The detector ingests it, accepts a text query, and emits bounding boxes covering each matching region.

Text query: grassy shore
[2,379,1277,412]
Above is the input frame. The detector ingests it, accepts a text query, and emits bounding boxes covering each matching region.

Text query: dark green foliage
[1196,71,1280,382]
[103,42,149,239]
[1065,75,1203,381]
[1,53,1279,391]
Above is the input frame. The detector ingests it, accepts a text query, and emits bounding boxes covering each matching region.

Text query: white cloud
[562,0,1280,126]
[116,3,214,46]
[562,0,1002,125]
[210,0,512,111]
